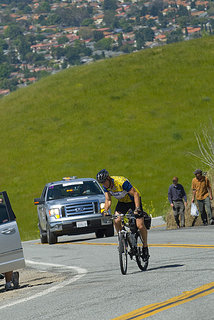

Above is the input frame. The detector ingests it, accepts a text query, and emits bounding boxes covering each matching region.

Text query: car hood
[47,194,105,207]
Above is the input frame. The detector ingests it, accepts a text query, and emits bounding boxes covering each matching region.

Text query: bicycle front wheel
[118,233,128,275]
[136,233,149,271]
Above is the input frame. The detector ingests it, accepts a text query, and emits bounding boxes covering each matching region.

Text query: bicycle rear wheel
[118,232,128,275]
[135,233,149,271]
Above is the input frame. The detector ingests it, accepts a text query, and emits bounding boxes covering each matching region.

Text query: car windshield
[47,181,103,201]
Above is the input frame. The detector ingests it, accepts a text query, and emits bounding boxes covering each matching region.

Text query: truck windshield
[47,181,103,201]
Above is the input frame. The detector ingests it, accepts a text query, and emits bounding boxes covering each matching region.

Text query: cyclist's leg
[136,199,150,260]
[136,217,148,247]
[136,199,148,247]
[114,201,130,233]
[114,211,122,233]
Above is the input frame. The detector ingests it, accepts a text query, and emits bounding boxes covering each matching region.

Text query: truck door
[0,191,25,273]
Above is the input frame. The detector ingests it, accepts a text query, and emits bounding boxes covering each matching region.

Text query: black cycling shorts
[115,199,151,229]
[115,198,143,218]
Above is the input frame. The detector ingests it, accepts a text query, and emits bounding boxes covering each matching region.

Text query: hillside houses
[0,0,214,95]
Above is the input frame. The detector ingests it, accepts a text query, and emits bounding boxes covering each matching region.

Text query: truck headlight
[49,208,60,219]
[100,202,105,213]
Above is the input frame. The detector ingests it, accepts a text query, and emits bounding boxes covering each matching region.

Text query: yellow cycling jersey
[103,176,141,203]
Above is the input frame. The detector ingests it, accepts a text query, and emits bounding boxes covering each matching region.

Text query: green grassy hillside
[0,37,213,240]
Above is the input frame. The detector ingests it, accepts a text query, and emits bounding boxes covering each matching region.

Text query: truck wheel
[47,225,57,244]
[105,225,114,237]
[40,232,48,244]
[95,230,105,238]
[38,223,47,244]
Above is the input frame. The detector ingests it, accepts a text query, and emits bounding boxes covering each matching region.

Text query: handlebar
[104,213,135,220]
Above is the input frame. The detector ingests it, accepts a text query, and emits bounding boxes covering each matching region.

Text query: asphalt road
[0,225,214,320]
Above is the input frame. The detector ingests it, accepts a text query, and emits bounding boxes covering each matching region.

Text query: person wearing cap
[96,169,150,261]
[192,169,214,225]
[168,177,187,228]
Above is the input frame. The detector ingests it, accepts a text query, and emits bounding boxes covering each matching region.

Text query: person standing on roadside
[191,169,214,225]
[168,177,187,228]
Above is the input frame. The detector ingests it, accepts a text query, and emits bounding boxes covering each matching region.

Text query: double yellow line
[63,242,214,249]
[112,282,214,320]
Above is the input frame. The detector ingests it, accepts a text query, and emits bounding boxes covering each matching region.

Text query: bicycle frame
[110,212,149,274]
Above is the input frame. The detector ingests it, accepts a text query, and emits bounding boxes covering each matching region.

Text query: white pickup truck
[34,177,114,244]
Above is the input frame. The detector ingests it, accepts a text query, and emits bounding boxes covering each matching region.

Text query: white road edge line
[0,260,87,310]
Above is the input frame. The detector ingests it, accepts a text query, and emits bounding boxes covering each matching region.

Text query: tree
[135,27,155,43]
[177,5,189,17]
[0,47,6,63]
[38,15,47,26]
[0,63,12,79]
[144,27,155,41]
[103,10,116,27]
[17,2,32,14]
[36,2,51,13]
[177,16,189,28]
[103,0,117,11]
[197,5,205,11]
[51,47,65,59]
[79,28,94,40]
[81,18,94,27]
[4,24,23,39]
[56,7,90,27]
[7,49,18,64]
[136,37,145,50]
[66,46,80,65]
[135,29,144,46]
[95,38,113,50]
[150,4,159,17]
[149,0,164,16]
[141,6,148,16]
[14,35,31,60]
[0,38,8,51]
[57,36,69,45]
[119,18,133,32]
[158,13,168,28]
[117,33,123,47]
[120,43,134,53]
[0,78,18,91]
[166,29,183,44]
[93,30,104,42]
[147,19,156,27]
[191,1,196,9]
[46,13,61,25]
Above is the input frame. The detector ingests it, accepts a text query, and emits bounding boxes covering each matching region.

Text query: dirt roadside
[0,268,65,301]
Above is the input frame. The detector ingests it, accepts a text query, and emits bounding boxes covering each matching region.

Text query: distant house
[191,10,207,17]
[183,26,201,36]
[155,34,167,42]
[0,89,10,96]
[93,14,104,25]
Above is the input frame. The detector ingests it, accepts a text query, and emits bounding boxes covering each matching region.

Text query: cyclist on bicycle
[96,169,150,261]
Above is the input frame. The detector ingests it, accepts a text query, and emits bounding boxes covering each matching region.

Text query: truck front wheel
[38,223,48,244]
[47,225,57,244]
[105,225,114,237]
[95,229,105,238]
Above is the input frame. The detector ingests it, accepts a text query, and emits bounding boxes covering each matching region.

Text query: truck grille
[65,202,98,217]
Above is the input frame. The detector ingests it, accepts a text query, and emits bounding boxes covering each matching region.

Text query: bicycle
[110,210,149,275]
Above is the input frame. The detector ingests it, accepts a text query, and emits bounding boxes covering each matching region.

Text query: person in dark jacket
[168,177,187,228]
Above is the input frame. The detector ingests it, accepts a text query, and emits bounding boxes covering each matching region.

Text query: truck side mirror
[34,198,45,205]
